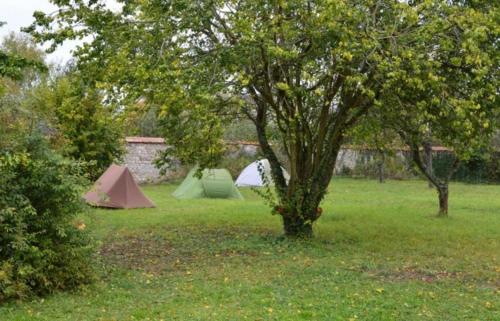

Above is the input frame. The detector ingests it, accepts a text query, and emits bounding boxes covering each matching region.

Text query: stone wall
[123,137,263,183]
[334,148,409,174]
[123,136,448,183]
[123,137,172,184]
[226,141,260,159]
[335,148,364,173]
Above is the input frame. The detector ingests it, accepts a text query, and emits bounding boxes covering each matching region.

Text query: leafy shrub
[219,153,258,178]
[0,136,93,302]
[219,142,266,178]
[337,165,353,177]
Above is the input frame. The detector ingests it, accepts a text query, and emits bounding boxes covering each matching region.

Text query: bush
[219,153,258,178]
[0,136,93,301]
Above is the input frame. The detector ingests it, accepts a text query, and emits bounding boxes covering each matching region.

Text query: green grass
[1,178,499,321]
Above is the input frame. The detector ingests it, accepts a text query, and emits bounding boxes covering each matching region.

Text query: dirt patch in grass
[372,267,500,289]
[366,267,468,283]
[100,235,173,274]
[99,227,270,273]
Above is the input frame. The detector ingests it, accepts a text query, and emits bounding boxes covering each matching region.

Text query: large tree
[27,1,499,236]
[374,1,499,216]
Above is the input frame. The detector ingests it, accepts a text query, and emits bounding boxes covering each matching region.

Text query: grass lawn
[1,178,499,321]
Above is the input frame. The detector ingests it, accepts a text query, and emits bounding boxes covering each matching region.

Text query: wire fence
[335,149,500,184]
[433,152,500,184]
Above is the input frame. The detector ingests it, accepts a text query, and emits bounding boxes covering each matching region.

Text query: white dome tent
[235,159,290,187]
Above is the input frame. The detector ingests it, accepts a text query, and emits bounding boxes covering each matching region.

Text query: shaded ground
[99,227,264,274]
[100,234,173,274]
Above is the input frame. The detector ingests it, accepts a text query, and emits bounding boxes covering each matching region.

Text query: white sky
[0,0,121,65]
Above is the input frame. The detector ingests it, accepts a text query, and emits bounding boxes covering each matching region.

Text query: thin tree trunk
[437,185,448,216]
[408,143,458,217]
[377,151,385,183]
[424,141,433,188]
[378,162,384,183]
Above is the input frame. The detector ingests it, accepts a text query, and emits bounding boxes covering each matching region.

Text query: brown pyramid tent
[84,164,155,209]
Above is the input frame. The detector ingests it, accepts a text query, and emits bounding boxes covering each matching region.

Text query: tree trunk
[408,142,457,217]
[424,141,433,188]
[437,185,448,216]
[283,215,313,238]
[377,151,385,183]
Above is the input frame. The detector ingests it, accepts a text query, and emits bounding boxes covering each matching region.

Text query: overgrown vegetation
[0,136,93,302]
[0,31,95,302]
[338,150,500,184]
[435,151,500,184]
[0,32,47,150]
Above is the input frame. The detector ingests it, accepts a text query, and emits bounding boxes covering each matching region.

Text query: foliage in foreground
[0,136,93,302]
[0,27,45,96]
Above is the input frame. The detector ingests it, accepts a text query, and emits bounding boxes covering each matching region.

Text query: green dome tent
[172,168,244,200]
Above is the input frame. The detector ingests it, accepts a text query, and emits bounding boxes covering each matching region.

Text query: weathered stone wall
[123,136,445,183]
[123,138,263,184]
[225,141,260,159]
[122,136,388,183]
[123,137,179,184]
[334,148,410,174]
[335,148,365,173]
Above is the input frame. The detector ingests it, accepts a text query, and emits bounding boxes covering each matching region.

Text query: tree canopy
[26,0,500,236]
[363,1,499,214]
